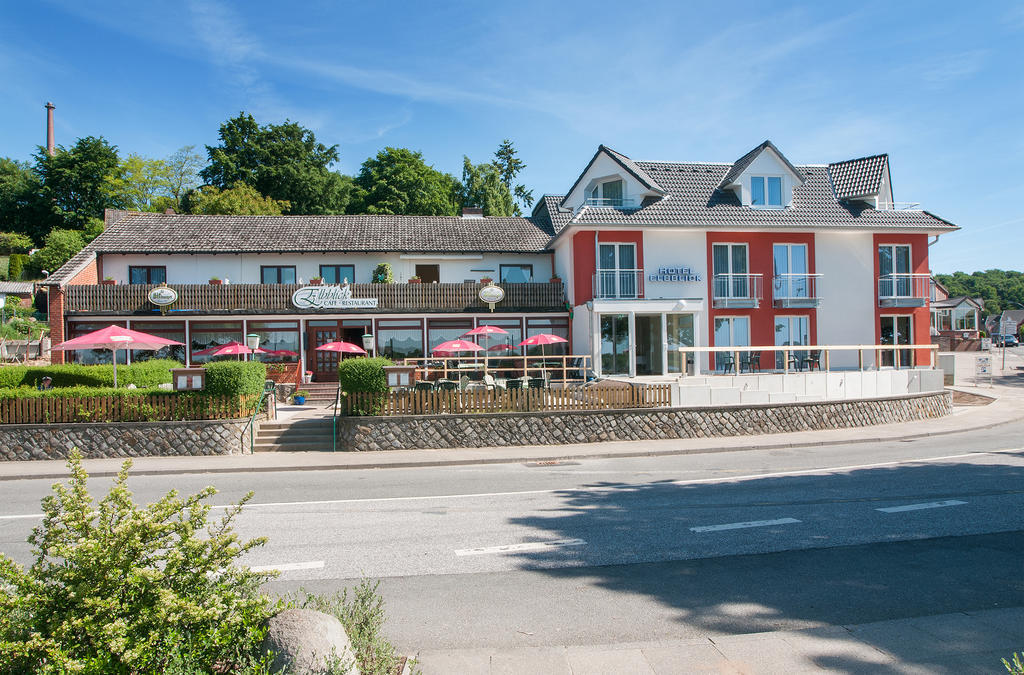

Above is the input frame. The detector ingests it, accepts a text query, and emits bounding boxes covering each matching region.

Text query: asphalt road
[1,419,1023,651]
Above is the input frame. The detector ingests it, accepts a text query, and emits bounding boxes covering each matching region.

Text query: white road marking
[248,560,325,573]
[455,538,586,556]
[0,448,1020,521]
[690,517,801,533]
[876,500,968,513]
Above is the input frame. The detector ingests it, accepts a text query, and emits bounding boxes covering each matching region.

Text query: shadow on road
[505,455,1024,672]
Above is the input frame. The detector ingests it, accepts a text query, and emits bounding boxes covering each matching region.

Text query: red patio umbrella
[263,349,299,357]
[518,333,569,378]
[463,326,509,373]
[192,341,268,357]
[314,341,367,355]
[52,324,184,388]
[432,339,484,354]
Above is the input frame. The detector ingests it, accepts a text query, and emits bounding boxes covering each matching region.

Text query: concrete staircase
[297,382,339,404]
[254,416,335,452]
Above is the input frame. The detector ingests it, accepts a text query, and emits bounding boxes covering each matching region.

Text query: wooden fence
[0,394,257,424]
[341,384,672,416]
[65,282,567,315]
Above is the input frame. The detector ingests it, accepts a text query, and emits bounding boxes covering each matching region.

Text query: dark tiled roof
[46,211,556,287]
[0,281,34,294]
[829,154,888,199]
[565,161,956,231]
[533,195,573,233]
[931,295,981,309]
[719,140,806,188]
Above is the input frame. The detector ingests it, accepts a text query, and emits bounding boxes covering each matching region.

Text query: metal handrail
[240,388,274,454]
[877,273,930,299]
[592,269,644,299]
[677,343,939,374]
[772,273,821,299]
[332,382,342,453]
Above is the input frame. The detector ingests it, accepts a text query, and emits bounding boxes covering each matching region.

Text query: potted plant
[549,275,562,284]
[408,275,422,284]
[309,276,323,286]
[100,277,116,285]
[480,276,493,285]
[208,277,223,285]
[303,370,313,383]
[291,389,309,405]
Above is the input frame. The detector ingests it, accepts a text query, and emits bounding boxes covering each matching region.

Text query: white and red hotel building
[44,141,957,384]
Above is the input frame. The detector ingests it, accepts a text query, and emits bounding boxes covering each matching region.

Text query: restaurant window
[261,266,296,284]
[713,316,750,347]
[525,317,569,356]
[376,319,424,361]
[129,321,185,363]
[320,264,356,284]
[427,318,473,354]
[250,321,299,363]
[129,266,166,285]
[474,318,523,356]
[189,321,243,363]
[500,264,533,283]
[66,321,128,364]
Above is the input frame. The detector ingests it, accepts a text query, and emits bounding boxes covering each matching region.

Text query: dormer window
[751,176,782,207]
[587,178,625,206]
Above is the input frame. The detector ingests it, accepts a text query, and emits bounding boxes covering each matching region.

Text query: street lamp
[362,333,375,356]
[246,333,260,362]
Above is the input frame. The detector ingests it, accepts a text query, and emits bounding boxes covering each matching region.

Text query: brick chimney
[45,102,55,156]
[461,206,484,219]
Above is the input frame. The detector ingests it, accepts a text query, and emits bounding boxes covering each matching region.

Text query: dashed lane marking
[691,517,802,533]
[876,500,968,513]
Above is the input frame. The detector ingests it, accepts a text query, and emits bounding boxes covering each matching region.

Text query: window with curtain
[376,319,424,360]
[129,321,185,363]
[250,321,299,362]
[129,266,166,285]
[320,265,355,284]
[500,264,533,283]
[189,321,243,363]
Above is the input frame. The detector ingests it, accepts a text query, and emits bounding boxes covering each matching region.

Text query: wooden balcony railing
[64,282,567,315]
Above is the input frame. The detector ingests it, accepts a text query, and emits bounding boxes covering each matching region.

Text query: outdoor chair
[787,350,807,371]
[740,351,761,373]
[802,350,822,371]
[459,375,471,391]
[717,353,735,374]
[506,377,523,390]
[414,380,434,392]
[482,374,501,391]
[436,379,458,391]
[527,376,547,389]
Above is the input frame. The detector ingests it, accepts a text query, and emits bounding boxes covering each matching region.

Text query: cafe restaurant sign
[291,284,379,310]
[648,266,702,283]
[147,286,179,306]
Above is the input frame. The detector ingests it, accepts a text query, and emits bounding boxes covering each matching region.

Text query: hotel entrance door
[306,319,371,382]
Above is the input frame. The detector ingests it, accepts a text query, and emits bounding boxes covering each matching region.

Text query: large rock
[261,609,358,675]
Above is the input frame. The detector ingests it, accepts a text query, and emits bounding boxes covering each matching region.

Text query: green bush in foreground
[0,450,278,674]
[204,360,267,397]
[0,359,182,390]
[338,356,393,415]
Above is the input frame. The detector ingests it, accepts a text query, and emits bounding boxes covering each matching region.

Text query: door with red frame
[308,323,340,382]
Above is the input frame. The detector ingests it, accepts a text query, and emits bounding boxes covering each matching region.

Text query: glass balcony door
[773,244,808,299]
[880,315,912,368]
[598,243,637,298]
[775,315,810,369]
[600,314,630,375]
[713,243,749,299]
[879,245,912,297]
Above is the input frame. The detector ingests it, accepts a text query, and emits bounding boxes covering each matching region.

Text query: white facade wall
[100,252,553,286]
[815,231,876,368]
[642,230,707,301]
[562,153,652,208]
[733,151,800,207]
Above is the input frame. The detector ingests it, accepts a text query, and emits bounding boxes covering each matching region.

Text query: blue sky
[1,1,1021,273]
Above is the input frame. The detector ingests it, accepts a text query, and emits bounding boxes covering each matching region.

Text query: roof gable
[559,145,665,209]
[719,140,806,189]
[829,154,890,200]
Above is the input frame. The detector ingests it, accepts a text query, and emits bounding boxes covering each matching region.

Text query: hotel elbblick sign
[648,266,702,283]
[291,284,379,310]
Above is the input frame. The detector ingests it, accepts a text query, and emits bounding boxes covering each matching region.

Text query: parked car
[996,335,1019,347]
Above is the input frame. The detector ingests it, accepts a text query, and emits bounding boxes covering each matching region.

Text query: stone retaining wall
[0,417,256,461]
[337,391,952,451]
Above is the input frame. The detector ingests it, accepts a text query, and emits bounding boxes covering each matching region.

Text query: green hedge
[203,361,267,397]
[0,359,182,390]
[0,385,166,400]
[338,356,393,415]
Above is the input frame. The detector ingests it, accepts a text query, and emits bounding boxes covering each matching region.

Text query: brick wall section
[48,257,98,364]
[336,391,952,451]
[0,417,257,461]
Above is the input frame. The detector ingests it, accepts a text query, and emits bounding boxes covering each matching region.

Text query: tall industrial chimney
[45,102,55,156]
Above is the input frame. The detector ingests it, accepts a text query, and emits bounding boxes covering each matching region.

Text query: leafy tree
[106,154,172,212]
[201,112,351,214]
[34,136,123,229]
[0,158,55,243]
[350,147,460,216]
[183,183,290,215]
[163,144,204,209]
[460,157,514,216]
[26,229,85,279]
[0,232,33,255]
[493,139,533,214]
[935,269,1024,317]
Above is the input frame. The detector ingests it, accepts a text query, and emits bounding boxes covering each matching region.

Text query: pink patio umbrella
[463,325,509,373]
[192,341,268,357]
[264,349,299,357]
[52,324,184,388]
[432,339,485,378]
[518,333,570,378]
[314,341,367,355]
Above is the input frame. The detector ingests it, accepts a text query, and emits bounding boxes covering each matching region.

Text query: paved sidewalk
[1,351,1021,482]
[414,606,1024,674]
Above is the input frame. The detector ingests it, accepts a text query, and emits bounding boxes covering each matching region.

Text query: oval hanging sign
[147,286,178,306]
[479,284,505,304]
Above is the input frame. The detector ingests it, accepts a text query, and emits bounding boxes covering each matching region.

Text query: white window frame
[772,243,809,300]
[713,316,750,347]
[751,175,784,208]
[878,244,913,298]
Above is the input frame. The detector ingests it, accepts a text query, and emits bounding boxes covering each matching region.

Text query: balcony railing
[878,274,930,307]
[64,282,567,315]
[593,269,644,299]
[772,274,822,308]
[583,197,637,208]
[712,274,763,308]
